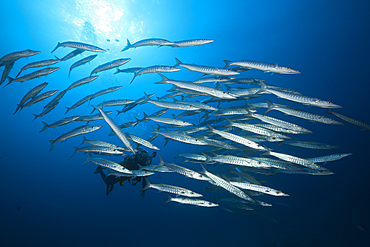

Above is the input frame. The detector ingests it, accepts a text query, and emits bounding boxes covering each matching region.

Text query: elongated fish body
[230,181,289,197]
[69,54,98,77]
[142,177,202,197]
[251,113,312,134]
[0,49,40,65]
[89,158,132,174]
[14,82,48,114]
[193,76,235,84]
[67,76,99,91]
[244,135,284,143]
[224,59,300,74]
[144,114,193,126]
[44,89,68,109]
[65,95,93,114]
[6,67,59,86]
[127,133,160,150]
[114,67,142,74]
[265,101,343,125]
[265,151,325,171]
[22,90,59,109]
[71,146,125,157]
[305,153,352,163]
[152,129,208,146]
[277,140,339,149]
[254,124,304,135]
[51,41,106,53]
[147,99,200,111]
[175,151,207,162]
[164,163,210,181]
[220,77,263,85]
[39,116,79,133]
[90,58,131,75]
[199,137,238,150]
[176,101,218,111]
[207,125,267,151]
[121,38,174,52]
[326,109,370,131]
[155,75,238,99]
[33,102,59,120]
[92,104,136,154]
[130,170,155,177]
[208,154,270,168]
[259,82,341,108]
[60,49,85,61]
[91,86,122,99]
[251,157,304,171]
[130,65,181,84]
[80,136,126,151]
[159,91,184,100]
[16,57,61,77]
[227,87,264,97]
[210,108,252,116]
[1,61,14,85]
[75,111,113,122]
[225,119,291,139]
[175,58,239,76]
[49,125,101,151]
[164,194,218,207]
[169,39,214,47]
[201,165,254,202]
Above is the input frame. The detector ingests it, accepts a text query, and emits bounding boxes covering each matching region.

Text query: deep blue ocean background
[1,1,370,246]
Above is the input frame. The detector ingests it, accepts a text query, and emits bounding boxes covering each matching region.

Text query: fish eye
[328,101,331,104]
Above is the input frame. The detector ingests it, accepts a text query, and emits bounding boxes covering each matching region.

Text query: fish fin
[155,74,169,84]
[5,76,14,86]
[81,154,92,165]
[49,140,55,152]
[147,125,158,135]
[39,121,49,133]
[113,68,121,75]
[32,114,38,121]
[174,58,181,67]
[130,73,137,84]
[64,107,70,115]
[275,142,285,148]
[13,104,21,115]
[140,177,151,191]
[158,154,165,166]
[263,99,274,115]
[80,136,87,146]
[71,146,79,157]
[51,42,61,53]
[326,109,333,114]
[223,60,231,68]
[121,39,131,52]
[163,193,173,204]
[174,150,181,159]
[163,138,170,147]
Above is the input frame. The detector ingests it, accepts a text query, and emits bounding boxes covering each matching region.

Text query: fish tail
[39,121,49,133]
[121,39,131,52]
[224,118,233,127]
[81,153,92,165]
[143,92,150,104]
[113,68,121,75]
[115,110,122,117]
[64,107,70,115]
[223,60,232,68]
[256,80,267,94]
[32,114,38,121]
[148,125,158,135]
[51,42,61,53]
[163,138,170,147]
[140,177,151,192]
[15,70,22,78]
[275,142,285,148]
[326,109,333,114]
[5,76,14,87]
[174,58,182,67]
[13,104,21,115]
[71,146,79,157]
[80,136,87,146]
[158,154,165,166]
[174,150,181,159]
[263,98,274,115]
[155,73,169,85]
[68,68,72,78]
[163,193,173,204]
[49,140,55,152]
[129,73,137,84]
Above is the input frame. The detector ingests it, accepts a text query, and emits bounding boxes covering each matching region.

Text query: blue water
[1,1,370,246]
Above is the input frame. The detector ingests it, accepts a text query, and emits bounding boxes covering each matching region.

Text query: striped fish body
[155,130,208,146]
[91,86,122,99]
[137,65,181,76]
[1,61,14,85]
[44,89,68,109]
[165,195,218,207]
[51,41,106,53]
[251,157,304,171]
[65,95,93,113]
[226,120,291,139]
[170,39,214,47]
[69,55,98,76]
[267,151,325,171]
[89,158,132,174]
[90,58,130,75]
[0,49,40,64]
[17,58,61,77]
[175,58,239,76]
[193,76,234,84]
[121,38,174,51]
[226,59,300,74]
[305,153,352,163]
[114,67,142,74]
[142,178,202,197]
[254,124,304,135]
[76,112,112,122]
[164,163,210,181]
[72,146,125,157]
[22,90,59,109]
[148,99,200,111]
[252,113,312,133]
[49,125,102,151]
[147,116,193,126]
[279,141,339,149]
[210,108,251,116]
[327,109,370,130]
[201,165,254,202]
[230,182,289,197]
[33,102,59,120]
[93,105,136,154]
[14,82,48,114]
[199,137,238,150]
[61,49,85,61]
[210,155,270,168]
[40,116,79,133]
[67,76,99,91]
[6,67,59,85]
[80,137,126,151]
[127,133,160,150]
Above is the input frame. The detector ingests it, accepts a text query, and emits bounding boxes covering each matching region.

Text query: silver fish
[121,38,174,52]
[224,59,300,74]
[169,39,214,47]
[6,67,59,86]
[21,90,59,110]
[0,49,40,65]
[88,158,132,174]
[51,41,106,53]
[39,116,79,133]
[90,58,131,75]
[175,58,239,76]
[69,54,98,77]
[326,109,370,130]
[67,76,99,91]
[142,177,202,197]
[164,194,218,207]
[16,57,61,77]
[14,82,48,114]
[130,65,181,84]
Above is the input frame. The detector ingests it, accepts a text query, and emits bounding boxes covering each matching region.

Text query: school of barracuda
[2,37,367,222]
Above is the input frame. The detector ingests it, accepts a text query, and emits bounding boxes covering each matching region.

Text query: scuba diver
[94,149,157,197]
